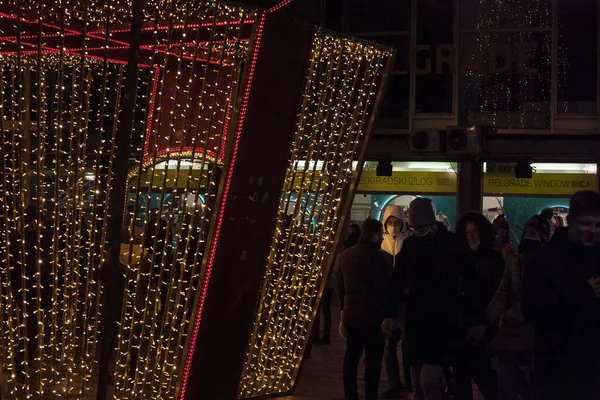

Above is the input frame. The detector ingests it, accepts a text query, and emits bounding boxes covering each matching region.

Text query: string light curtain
[238,30,393,399]
[460,0,567,128]
[0,0,258,398]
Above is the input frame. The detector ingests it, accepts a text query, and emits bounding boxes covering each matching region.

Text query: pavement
[280,302,485,400]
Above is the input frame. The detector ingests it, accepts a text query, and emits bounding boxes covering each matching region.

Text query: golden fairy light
[237,30,393,399]
[0,0,258,398]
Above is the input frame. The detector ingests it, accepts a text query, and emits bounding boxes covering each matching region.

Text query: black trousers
[343,324,385,400]
[384,329,412,390]
[453,343,498,400]
[312,288,334,341]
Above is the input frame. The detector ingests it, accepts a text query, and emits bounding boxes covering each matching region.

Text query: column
[457,159,483,218]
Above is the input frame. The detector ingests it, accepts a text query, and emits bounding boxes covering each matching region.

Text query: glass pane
[460,0,552,30]
[377,75,409,127]
[349,0,411,32]
[458,32,552,129]
[361,34,410,71]
[415,0,454,113]
[557,0,598,112]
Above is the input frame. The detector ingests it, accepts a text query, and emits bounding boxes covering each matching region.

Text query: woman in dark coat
[453,212,505,400]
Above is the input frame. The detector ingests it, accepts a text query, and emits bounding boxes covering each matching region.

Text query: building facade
[338,0,600,231]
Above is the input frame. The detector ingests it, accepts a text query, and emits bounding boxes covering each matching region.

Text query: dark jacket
[388,228,474,366]
[461,245,505,330]
[338,240,389,328]
[522,227,600,381]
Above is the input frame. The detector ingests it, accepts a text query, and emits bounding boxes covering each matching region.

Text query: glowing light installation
[0,0,258,398]
[237,30,394,398]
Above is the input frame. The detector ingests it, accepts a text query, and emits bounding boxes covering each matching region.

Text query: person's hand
[467,325,488,341]
[588,277,600,297]
[381,318,394,336]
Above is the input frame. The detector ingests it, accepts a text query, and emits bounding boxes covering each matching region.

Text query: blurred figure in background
[487,215,550,400]
[492,216,516,261]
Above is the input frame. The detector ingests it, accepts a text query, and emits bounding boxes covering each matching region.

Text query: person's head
[349,223,361,237]
[408,197,436,238]
[456,212,495,251]
[566,190,600,247]
[492,216,509,239]
[518,215,551,255]
[540,208,554,221]
[382,204,406,238]
[359,219,384,246]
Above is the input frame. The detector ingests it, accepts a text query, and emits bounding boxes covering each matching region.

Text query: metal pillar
[457,158,483,217]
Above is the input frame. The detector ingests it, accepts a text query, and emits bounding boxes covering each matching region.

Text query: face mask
[412,226,431,238]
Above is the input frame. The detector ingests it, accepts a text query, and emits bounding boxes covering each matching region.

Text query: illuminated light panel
[0,0,258,398]
[237,30,393,398]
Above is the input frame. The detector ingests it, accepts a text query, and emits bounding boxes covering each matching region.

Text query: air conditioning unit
[445,126,483,154]
[410,130,442,152]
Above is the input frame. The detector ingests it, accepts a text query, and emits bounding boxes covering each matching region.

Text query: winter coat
[487,253,527,327]
[461,246,505,330]
[338,240,389,329]
[522,227,600,381]
[388,228,473,366]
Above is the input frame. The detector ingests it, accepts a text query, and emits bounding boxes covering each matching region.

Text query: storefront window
[458,32,552,129]
[349,0,410,33]
[482,162,597,244]
[557,0,598,112]
[415,0,454,113]
[353,161,458,230]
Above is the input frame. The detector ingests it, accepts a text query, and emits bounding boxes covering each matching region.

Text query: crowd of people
[332,190,600,400]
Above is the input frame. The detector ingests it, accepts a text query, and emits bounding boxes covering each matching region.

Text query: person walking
[314,224,361,345]
[380,205,411,399]
[383,197,472,400]
[487,215,551,400]
[522,190,600,400]
[453,212,504,400]
[492,216,516,261]
[338,219,389,400]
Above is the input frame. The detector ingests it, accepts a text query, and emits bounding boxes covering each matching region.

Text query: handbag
[487,320,534,354]
[487,255,535,355]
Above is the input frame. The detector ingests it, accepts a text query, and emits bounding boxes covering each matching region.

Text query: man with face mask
[338,219,389,400]
[383,198,474,400]
[523,190,600,400]
[380,205,410,398]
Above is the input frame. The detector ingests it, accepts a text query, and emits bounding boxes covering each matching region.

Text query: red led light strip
[177,12,267,400]
[267,0,294,13]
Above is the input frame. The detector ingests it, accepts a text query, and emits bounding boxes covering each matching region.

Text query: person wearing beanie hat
[523,190,600,400]
[384,197,477,400]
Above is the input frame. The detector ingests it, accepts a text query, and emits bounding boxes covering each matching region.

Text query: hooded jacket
[380,205,408,276]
